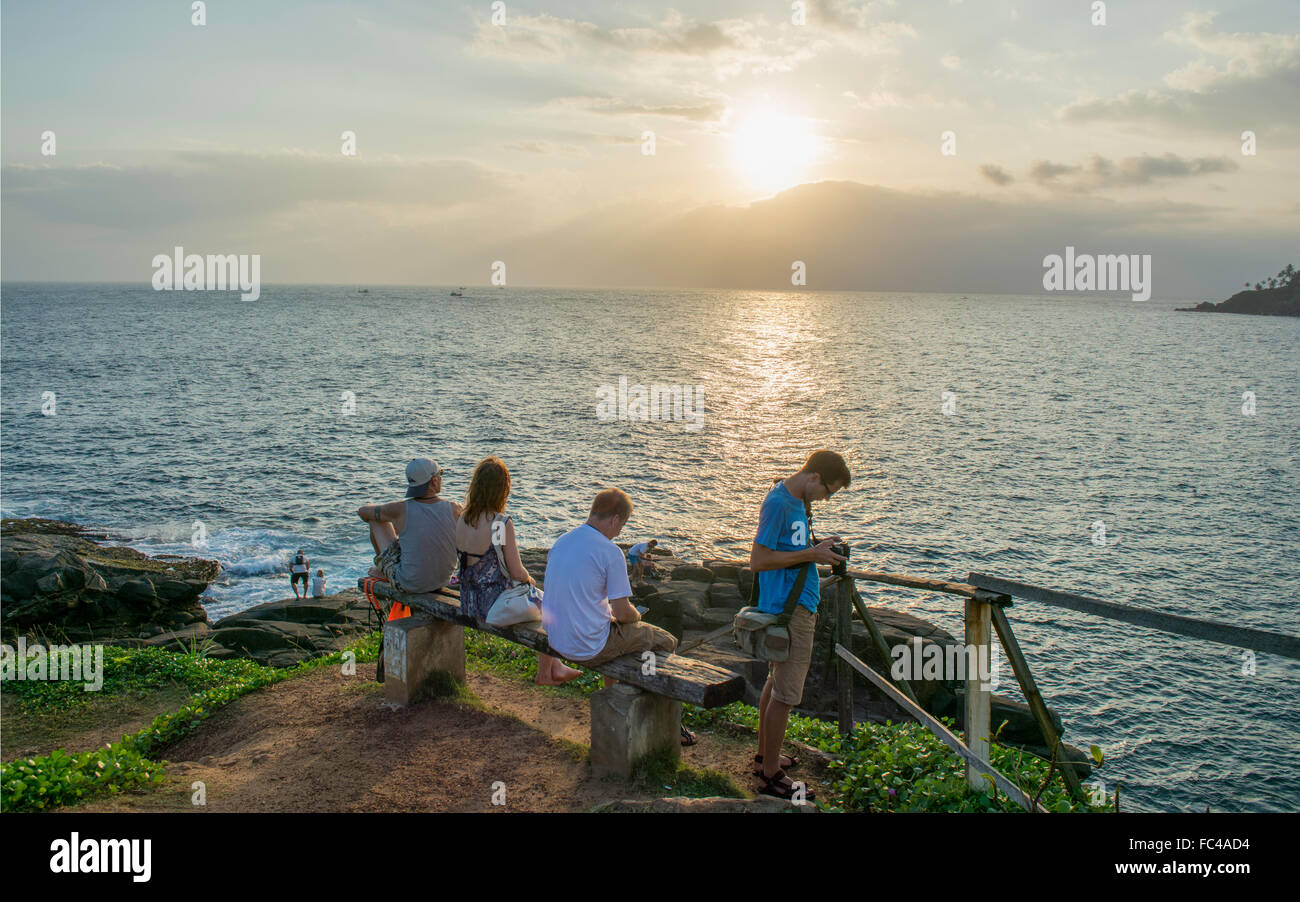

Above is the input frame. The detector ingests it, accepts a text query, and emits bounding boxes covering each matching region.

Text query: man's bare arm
[357,501,402,522]
[749,540,843,572]
[609,596,640,623]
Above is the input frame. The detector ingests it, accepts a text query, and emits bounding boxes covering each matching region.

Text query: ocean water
[2,282,1297,812]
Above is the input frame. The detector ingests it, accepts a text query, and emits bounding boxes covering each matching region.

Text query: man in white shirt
[542,489,677,669]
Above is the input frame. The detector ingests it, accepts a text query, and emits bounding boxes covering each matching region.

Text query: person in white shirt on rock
[627,538,659,585]
[310,569,326,599]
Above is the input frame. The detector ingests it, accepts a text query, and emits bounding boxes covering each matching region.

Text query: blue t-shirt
[753,481,820,615]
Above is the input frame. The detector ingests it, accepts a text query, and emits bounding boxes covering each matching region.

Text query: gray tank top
[395,498,457,593]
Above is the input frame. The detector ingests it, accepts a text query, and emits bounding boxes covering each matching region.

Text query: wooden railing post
[989,600,1087,801]
[964,595,992,791]
[836,574,853,735]
[849,585,920,704]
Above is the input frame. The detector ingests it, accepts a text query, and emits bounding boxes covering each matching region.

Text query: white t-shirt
[291,556,308,574]
[310,575,326,597]
[542,524,633,661]
[628,542,650,559]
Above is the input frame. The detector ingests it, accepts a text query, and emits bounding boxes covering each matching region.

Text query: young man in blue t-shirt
[750,449,851,800]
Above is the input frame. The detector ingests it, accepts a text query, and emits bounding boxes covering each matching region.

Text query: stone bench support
[383,614,465,706]
[589,683,681,779]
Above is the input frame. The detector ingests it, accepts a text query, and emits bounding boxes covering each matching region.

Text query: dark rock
[700,606,737,628]
[266,649,314,668]
[118,578,157,605]
[738,568,754,598]
[140,622,213,649]
[707,582,746,610]
[671,565,714,583]
[0,518,217,642]
[641,592,683,642]
[203,589,375,665]
[654,581,711,630]
[702,561,741,581]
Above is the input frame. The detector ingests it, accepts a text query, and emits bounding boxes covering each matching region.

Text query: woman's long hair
[462,456,511,528]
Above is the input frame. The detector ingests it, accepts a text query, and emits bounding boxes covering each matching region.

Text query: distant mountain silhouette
[492,180,1297,299]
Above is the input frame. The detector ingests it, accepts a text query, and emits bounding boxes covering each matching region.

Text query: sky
[2,0,1298,298]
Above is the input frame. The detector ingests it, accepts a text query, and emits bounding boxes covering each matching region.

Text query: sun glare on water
[729,108,821,194]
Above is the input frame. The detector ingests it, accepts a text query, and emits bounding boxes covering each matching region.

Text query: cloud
[1028,153,1239,190]
[468,7,908,78]
[979,163,1014,186]
[545,95,726,122]
[1060,12,1300,138]
[1,152,509,229]
[1029,160,1076,184]
[470,12,741,59]
[505,140,589,156]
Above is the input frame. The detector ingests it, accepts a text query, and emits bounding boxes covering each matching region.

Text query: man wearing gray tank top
[358,457,461,593]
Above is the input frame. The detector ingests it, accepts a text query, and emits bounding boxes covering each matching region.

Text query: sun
[729,108,821,194]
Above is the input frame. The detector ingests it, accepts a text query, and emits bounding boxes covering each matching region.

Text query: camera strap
[775,562,812,627]
[746,477,817,626]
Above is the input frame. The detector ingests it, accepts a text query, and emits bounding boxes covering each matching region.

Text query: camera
[830,542,850,576]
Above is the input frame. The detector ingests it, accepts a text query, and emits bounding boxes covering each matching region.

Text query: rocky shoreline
[1177,269,1299,316]
[1,518,1089,775]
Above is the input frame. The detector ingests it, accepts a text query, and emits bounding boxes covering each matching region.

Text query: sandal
[752,753,799,776]
[680,726,697,746]
[756,768,816,801]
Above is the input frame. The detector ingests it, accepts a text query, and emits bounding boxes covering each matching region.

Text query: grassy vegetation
[3,628,1107,813]
[1,633,381,812]
[685,702,1107,812]
[630,746,745,799]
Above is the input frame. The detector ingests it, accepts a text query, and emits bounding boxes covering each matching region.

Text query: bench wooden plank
[360,579,744,708]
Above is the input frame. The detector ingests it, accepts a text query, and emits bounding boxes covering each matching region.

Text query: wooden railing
[707,559,1300,804]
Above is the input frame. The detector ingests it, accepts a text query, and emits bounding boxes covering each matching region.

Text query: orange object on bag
[387,601,411,621]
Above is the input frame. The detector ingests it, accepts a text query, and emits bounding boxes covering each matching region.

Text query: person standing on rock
[750,449,850,801]
[290,549,310,599]
[627,538,658,585]
[358,457,461,594]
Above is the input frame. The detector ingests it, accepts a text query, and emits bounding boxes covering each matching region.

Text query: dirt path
[75,664,832,812]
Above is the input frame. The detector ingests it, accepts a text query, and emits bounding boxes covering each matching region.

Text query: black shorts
[291,572,308,586]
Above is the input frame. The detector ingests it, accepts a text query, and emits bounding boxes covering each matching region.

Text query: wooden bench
[358,579,745,778]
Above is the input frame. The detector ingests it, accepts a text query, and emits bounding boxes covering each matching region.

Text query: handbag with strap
[732,561,812,663]
[485,514,543,627]
[733,480,819,662]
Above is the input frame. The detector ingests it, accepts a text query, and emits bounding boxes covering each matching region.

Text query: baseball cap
[405,457,443,498]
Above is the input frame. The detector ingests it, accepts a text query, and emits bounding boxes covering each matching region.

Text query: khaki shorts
[765,605,817,705]
[579,620,678,667]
